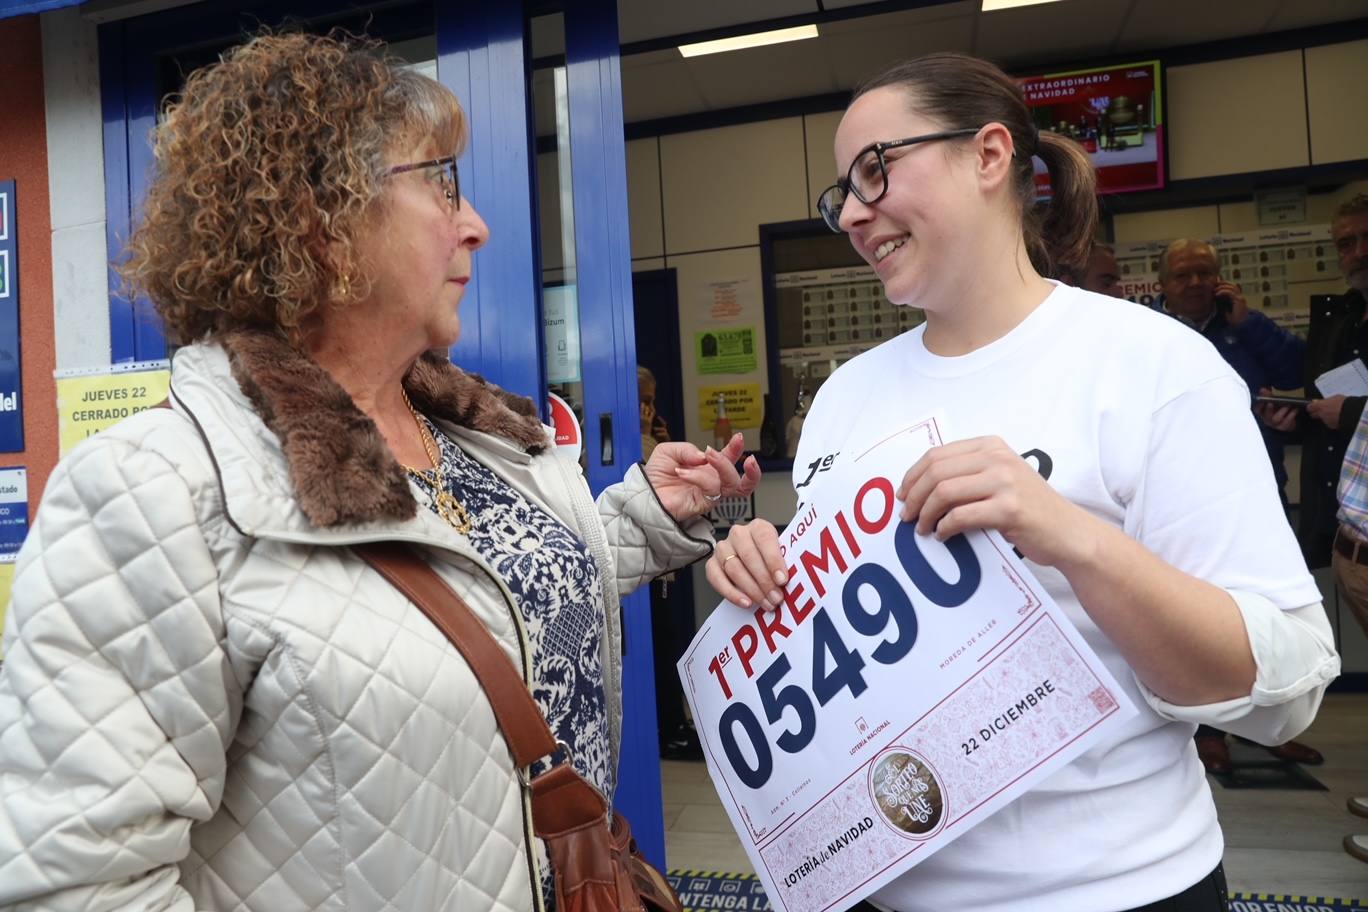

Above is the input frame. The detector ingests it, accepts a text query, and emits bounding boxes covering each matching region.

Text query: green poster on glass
[695,326,757,375]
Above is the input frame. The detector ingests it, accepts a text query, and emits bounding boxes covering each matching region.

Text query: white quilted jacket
[0,339,713,911]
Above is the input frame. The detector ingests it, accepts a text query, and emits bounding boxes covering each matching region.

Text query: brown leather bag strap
[354,540,559,768]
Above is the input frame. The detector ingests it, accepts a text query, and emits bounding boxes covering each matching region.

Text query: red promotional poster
[1019,61,1164,196]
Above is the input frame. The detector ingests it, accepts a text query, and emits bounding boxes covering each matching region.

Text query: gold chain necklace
[400,388,473,534]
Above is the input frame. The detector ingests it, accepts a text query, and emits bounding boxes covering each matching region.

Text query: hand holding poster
[680,415,1136,912]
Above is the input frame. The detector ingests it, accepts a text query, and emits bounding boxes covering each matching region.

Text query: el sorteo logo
[868,748,946,839]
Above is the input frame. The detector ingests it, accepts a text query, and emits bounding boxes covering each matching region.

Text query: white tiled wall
[1167,50,1310,180]
[802,110,843,221]
[41,7,110,372]
[627,138,664,260]
[1113,205,1222,243]
[659,118,808,254]
[1306,38,1368,167]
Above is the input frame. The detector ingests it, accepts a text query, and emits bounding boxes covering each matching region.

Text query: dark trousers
[649,577,689,744]
[844,863,1228,912]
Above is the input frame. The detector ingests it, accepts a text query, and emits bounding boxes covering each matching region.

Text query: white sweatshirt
[791,283,1340,912]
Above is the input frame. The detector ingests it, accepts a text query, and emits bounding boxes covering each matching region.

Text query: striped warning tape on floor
[1228,896,1368,912]
[667,872,769,911]
[664,872,1367,912]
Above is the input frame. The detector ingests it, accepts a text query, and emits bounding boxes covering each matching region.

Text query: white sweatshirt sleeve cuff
[1137,591,1341,744]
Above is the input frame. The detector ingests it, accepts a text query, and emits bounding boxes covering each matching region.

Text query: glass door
[530,2,666,866]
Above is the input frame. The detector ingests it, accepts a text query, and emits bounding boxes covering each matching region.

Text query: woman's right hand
[705,520,788,610]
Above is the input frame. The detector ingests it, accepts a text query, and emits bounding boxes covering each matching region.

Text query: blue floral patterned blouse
[407,416,613,793]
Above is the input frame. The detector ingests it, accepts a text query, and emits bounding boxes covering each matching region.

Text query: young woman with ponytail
[707,53,1338,911]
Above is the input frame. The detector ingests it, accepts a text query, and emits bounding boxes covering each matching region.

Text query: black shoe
[1264,739,1324,765]
[661,726,704,761]
[1196,734,1232,775]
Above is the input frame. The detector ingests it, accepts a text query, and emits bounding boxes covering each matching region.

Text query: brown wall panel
[0,15,59,512]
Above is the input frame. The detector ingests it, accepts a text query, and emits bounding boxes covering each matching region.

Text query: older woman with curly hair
[0,31,759,911]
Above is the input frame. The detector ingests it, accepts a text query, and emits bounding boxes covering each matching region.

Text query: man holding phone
[1158,239,1306,503]
[1157,238,1320,775]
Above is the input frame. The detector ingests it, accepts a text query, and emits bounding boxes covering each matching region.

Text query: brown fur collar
[220,329,548,528]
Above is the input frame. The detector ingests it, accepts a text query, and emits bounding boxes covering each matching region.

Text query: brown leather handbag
[356,541,683,912]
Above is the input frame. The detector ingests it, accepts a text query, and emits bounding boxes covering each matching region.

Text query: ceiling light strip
[678,24,819,58]
[981,0,1065,11]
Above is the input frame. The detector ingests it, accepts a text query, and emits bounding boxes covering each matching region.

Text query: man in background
[1058,241,1125,297]
[1262,198,1368,844]
[1269,196,1368,570]
[1157,238,1321,775]
[1159,238,1306,504]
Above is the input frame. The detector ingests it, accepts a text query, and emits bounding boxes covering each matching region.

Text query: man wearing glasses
[1265,197,1368,865]
[1284,195,1368,570]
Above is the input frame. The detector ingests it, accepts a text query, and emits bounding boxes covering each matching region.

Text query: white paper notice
[1314,359,1368,398]
[679,415,1137,912]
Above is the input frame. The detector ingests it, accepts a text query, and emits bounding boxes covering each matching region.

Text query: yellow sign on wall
[56,367,171,456]
[697,382,763,431]
[0,557,14,659]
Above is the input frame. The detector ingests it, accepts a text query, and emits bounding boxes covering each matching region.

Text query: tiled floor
[662,693,1368,898]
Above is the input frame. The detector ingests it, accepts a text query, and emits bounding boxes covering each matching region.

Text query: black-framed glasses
[816,128,981,233]
[386,155,460,212]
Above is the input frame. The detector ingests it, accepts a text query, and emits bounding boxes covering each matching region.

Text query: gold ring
[723,554,740,564]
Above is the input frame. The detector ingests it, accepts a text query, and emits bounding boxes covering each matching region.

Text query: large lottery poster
[1020,61,1164,196]
[681,416,1136,912]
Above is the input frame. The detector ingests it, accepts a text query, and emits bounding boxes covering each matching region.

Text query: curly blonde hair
[121,31,467,346]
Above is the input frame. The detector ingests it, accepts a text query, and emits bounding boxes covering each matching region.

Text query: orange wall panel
[0,15,60,514]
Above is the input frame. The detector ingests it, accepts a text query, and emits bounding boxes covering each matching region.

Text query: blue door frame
[100,0,666,867]
[437,2,543,400]
[561,0,663,866]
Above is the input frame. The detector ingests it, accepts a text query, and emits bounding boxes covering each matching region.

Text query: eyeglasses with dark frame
[386,155,461,212]
[816,128,981,233]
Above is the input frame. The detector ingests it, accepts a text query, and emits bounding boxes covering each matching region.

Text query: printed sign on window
[56,364,171,455]
[698,382,763,431]
[697,326,759,375]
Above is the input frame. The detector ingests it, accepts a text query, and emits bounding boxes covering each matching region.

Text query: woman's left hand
[645,432,761,522]
[897,436,1100,569]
